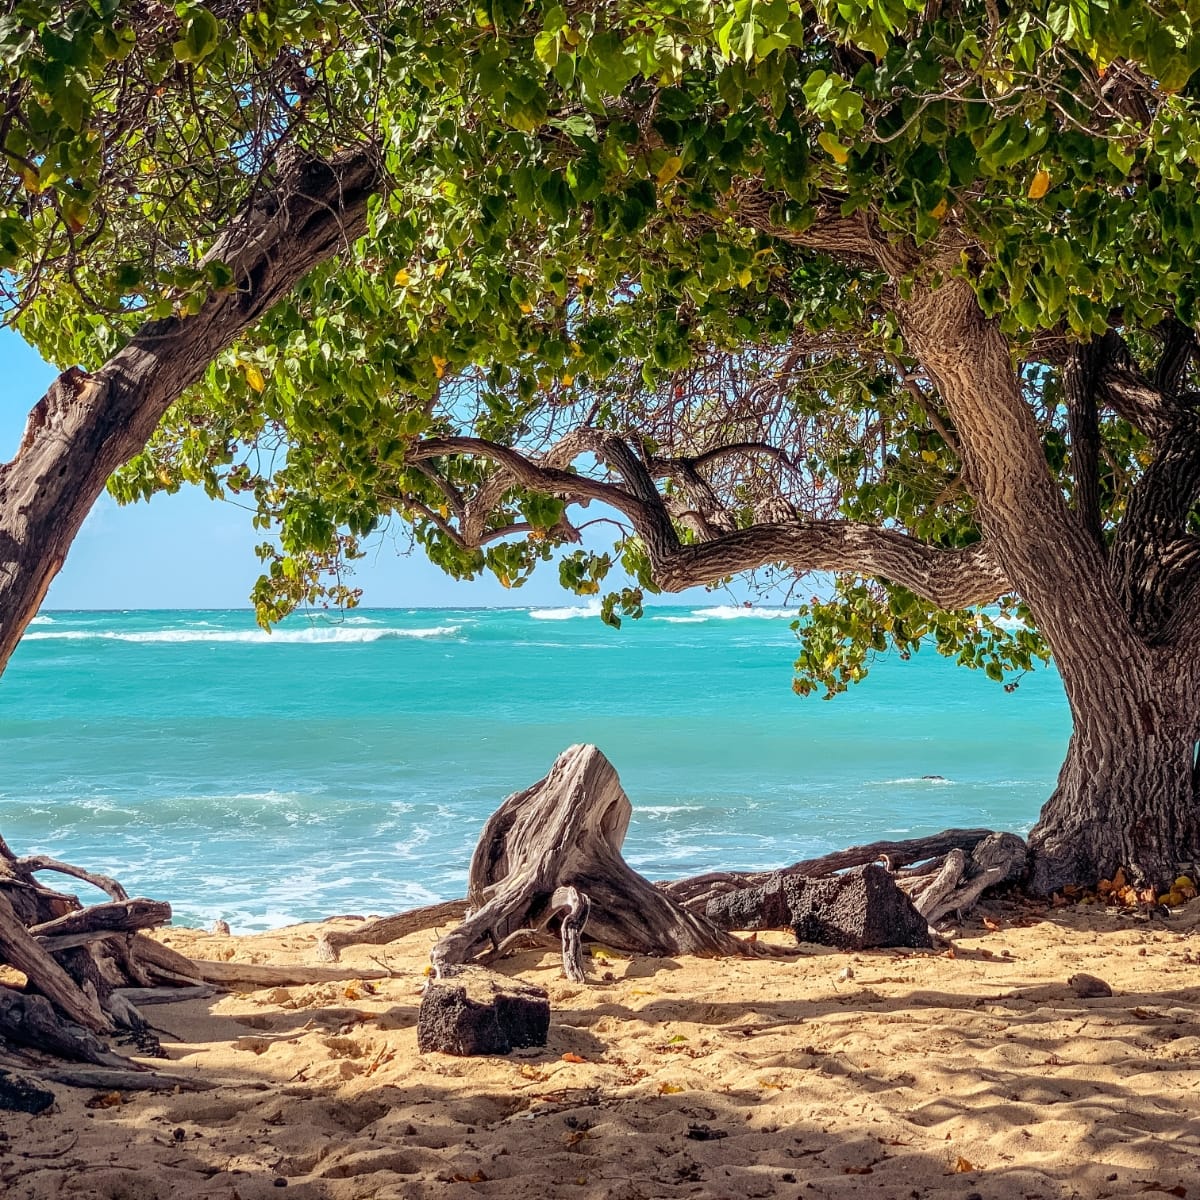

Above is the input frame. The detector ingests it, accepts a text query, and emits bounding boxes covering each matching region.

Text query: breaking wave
[528,602,602,621]
[23,625,461,645]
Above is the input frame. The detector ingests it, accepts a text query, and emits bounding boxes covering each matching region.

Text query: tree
[6,0,1200,908]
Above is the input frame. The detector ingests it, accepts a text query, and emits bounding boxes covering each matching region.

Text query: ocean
[0,606,1071,931]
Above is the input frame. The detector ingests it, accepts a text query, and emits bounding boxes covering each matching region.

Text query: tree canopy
[6,0,1200,888]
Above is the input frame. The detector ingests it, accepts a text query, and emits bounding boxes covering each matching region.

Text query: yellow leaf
[929,197,948,220]
[243,364,265,393]
[432,355,448,380]
[518,301,533,313]
[560,374,574,387]
[921,449,938,463]
[657,1082,684,1094]
[736,267,753,287]
[393,268,410,286]
[1028,168,1051,200]
[62,197,90,233]
[19,165,42,194]
[817,131,849,164]
[656,155,683,184]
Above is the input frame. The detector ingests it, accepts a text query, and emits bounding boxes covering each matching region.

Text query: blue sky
[2,330,756,610]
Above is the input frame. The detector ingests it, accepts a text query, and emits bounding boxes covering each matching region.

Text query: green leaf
[173,6,220,64]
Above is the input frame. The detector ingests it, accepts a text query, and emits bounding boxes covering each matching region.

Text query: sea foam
[23,625,460,644]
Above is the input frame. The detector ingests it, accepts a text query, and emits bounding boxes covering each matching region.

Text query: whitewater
[1,607,1070,931]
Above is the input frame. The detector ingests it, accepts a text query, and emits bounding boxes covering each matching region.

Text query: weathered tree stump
[417,966,550,1056]
[430,744,755,978]
[706,865,934,950]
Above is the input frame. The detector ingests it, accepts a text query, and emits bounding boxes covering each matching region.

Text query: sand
[3,900,1200,1200]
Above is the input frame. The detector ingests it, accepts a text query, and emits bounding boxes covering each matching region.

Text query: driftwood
[183,959,391,987]
[315,899,468,963]
[431,745,756,978]
[662,828,997,908]
[31,898,171,942]
[129,933,391,988]
[0,890,111,1032]
[0,990,137,1070]
[0,840,219,1094]
[905,831,1028,925]
[316,750,1027,974]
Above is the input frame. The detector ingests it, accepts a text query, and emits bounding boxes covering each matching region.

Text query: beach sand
[4,901,1200,1200]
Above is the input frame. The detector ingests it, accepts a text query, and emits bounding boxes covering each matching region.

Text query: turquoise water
[0,606,1071,931]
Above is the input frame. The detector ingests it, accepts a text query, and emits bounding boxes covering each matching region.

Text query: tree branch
[726,183,894,269]
[0,144,381,674]
[408,433,1008,610]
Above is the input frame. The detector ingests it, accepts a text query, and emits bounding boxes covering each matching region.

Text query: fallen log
[130,935,393,988]
[663,829,997,908]
[322,752,1022,971]
[0,1051,213,1094]
[907,831,1027,925]
[182,958,392,988]
[0,990,133,1069]
[111,985,217,1006]
[430,745,756,978]
[315,899,469,963]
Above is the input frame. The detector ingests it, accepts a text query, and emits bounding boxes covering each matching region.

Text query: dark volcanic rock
[705,873,794,931]
[417,966,549,1056]
[789,865,933,950]
[0,1067,55,1114]
[707,864,932,950]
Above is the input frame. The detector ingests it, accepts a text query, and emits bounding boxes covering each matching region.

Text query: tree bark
[1026,658,1200,893]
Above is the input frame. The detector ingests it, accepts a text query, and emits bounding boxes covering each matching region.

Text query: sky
[1,330,759,611]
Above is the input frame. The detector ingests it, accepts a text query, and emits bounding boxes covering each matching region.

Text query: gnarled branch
[409,433,1008,609]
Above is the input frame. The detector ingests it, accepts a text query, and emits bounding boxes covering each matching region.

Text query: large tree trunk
[896,272,1200,895]
[1026,655,1200,894]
